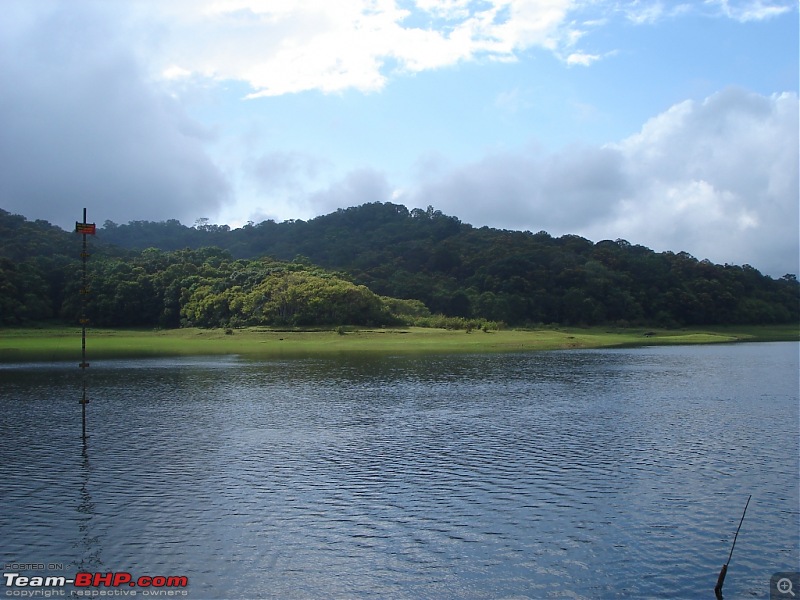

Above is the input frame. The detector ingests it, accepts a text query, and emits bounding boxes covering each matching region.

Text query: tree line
[102,202,799,327]
[1,204,798,328]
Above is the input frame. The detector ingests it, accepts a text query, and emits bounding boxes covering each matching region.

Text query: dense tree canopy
[58,248,400,329]
[0,205,797,328]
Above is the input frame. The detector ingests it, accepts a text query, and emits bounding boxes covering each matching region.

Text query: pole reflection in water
[75,443,103,572]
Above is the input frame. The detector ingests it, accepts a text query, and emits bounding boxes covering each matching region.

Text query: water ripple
[0,344,797,599]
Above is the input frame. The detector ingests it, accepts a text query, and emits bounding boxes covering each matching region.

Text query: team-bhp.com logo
[4,572,189,597]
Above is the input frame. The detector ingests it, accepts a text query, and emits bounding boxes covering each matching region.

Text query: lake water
[1,342,798,599]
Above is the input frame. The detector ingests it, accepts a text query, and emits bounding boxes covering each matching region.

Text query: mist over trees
[1,204,798,328]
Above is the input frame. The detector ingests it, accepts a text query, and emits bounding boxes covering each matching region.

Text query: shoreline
[0,324,797,362]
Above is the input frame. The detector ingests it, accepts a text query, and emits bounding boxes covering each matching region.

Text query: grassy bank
[0,324,797,362]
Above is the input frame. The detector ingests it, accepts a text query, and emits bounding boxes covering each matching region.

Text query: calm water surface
[1,342,798,599]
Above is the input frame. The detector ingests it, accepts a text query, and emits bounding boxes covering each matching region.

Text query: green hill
[99,202,799,327]
[1,204,798,328]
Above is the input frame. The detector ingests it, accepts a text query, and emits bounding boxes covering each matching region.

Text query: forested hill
[0,208,427,328]
[101,202,799,326]
[1,203,798,327]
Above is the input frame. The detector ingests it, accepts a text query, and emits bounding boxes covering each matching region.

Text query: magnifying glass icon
[778,578,796,597]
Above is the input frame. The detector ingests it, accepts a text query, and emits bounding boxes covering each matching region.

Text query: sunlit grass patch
[0,324,796,362]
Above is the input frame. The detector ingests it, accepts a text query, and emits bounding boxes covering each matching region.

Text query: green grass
[0,324,797,362]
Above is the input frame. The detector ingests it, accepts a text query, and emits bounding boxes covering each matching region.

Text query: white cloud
[114,0,798,97]
[401,88,798,276]
[705,0,793,21]
[565,51,601,66]
[138,0,582,96]
[599,88,798,274]
[414,0,475,20]
[623,1,666,24]
[620,2,694,24]
[621,1,790,23]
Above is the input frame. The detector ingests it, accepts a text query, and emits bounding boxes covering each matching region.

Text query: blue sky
[0,0,797,275]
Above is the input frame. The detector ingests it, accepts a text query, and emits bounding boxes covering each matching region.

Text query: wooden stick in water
[714,495,751,598]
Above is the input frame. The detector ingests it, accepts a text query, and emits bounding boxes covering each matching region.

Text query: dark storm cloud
[0,3,228,229]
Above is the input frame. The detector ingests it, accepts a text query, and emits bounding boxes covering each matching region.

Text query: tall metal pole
[76,208,95,441]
